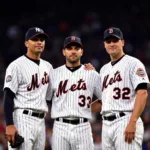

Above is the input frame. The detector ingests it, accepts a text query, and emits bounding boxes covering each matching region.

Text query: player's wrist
[129,118,137,123]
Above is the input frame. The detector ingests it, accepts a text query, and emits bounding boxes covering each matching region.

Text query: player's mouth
[70,55,77,58]
[109,47,116,51]
[35,46,43,49]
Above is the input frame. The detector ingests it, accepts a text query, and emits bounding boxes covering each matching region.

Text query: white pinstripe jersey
[50,65,101,119]
[99,55,150,114]
[3,55,53,113]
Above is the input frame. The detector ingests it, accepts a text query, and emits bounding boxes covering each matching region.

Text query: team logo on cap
[109,28,113,33]
[71,36,76,41]
[6,75,12,82]
[35,27,43,33]
[136,68,146,77]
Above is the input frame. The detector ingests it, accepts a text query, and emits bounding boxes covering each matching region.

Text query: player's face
[104,37,125,60]
[63,44,83,66]
[25,36,45,55]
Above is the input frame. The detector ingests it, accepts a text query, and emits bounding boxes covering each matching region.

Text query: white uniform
[99,55,150,150]
[3,55,53,150]
[50,65,101,150]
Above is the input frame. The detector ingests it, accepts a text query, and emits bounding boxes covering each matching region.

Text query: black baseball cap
[25,27,49,41]
[104,27,123,41]
[63,36,83,48]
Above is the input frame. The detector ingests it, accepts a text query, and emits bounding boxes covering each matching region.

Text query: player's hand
[124,121,136,144]
[84,63,96,70]
[5,125,18,145]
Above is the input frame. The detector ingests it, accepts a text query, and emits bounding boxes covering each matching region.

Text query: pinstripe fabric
[4,55,53,150]
[8,109,46,150]
[51,65,101,119]
[102,113,144,150]
[50,65,101,150]
[99,55,150,150]
[100,55,150,114]
[4,56,53,112]
[52,121,94,150]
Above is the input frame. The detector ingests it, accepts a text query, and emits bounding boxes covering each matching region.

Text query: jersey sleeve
[3,63,22,94]
[93,71,102,100]
[130,59,150,90]
[46,65,54,101]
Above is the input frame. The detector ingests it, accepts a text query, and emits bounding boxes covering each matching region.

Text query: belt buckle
[102,116,104,120]
[38,112,43,118]
[69,120,72,123]
[38,113,41,118]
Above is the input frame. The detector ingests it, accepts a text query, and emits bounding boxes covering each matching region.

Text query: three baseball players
[3,26,150,150]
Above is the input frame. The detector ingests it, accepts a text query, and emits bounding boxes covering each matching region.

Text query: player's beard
[67,55,81,64]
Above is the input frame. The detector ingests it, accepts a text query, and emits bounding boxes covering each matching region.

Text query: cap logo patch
[136,68,146,77]
[6,75,12,82]
[35,27,42,32]
[109,28,113,33]
[71,36,76,41]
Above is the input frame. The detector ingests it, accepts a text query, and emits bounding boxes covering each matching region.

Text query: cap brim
[64,42,83,48]
[104,34,121,41]
[30,33,49,40]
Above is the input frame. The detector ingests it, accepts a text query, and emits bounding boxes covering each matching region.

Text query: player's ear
[62,49,66,56]
[81,49,83,56]
[121,40,125,46]
[24,41,29,48]
[103,42,107,48]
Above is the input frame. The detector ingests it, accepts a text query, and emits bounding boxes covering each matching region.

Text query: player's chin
[108,51,116,56]
[35,49,44,54]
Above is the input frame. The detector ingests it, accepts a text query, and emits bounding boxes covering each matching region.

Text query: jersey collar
[111,54,125,66]
[65,64,82,72]
[24,55,40,65]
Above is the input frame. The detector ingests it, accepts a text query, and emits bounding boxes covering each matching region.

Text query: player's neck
[66,61,81,68]
[26,52,41,60]
[110,52,125,62]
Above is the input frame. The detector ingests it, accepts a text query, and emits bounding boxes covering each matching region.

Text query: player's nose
[71,49,77,53]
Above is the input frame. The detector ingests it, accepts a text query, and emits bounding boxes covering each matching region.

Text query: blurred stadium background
[0,0,150,149]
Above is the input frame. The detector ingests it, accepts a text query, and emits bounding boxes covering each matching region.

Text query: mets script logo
[56,79,87,97]
[27,72,49,91]
[102,71,122,91]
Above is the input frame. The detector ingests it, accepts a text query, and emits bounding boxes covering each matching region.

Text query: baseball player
[49,36,101,150]
[3,27,53,150]
[92,27,150,150]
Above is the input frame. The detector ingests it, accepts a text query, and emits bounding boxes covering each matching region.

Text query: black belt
[23,110,45,119]
[102,112,126,121]
[56,118,88,125]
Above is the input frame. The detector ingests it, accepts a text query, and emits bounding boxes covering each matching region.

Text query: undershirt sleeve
[135,83,148,91]
[3,88,15,126]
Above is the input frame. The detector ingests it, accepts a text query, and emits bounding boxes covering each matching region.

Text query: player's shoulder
[6,55,25,69]
[99,61,111,73]
[40,58,53,68]
[124,55,143,64]
[54,65,65,72]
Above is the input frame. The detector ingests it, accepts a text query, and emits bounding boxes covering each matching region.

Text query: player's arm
[4,88,15,125]
[91,71,102,113]
[129,83,148,123]
[4,88,18,144]
[91,99,102,113]
[124,83,148,143]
